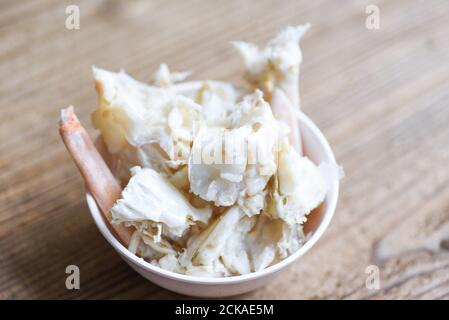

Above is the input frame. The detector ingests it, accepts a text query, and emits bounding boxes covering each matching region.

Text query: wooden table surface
[1,0,449,299]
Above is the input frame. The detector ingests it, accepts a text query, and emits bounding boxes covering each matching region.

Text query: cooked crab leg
[59,106,133,246]
[233,25,309,155]
[271,89,303,155]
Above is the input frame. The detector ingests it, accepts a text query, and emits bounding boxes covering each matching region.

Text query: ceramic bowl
[85,82,339,297]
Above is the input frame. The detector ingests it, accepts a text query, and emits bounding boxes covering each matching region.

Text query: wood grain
[1,0,448,299]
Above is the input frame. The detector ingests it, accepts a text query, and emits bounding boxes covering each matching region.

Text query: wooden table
[1,0,448,299]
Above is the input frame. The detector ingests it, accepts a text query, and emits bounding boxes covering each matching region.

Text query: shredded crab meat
[188,90,283,211]
[111,166,212,239]
[60,25,343,277]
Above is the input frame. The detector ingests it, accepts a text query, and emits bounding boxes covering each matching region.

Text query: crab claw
[59,106,133,246]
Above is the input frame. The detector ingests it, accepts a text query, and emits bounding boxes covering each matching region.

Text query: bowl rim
[85,81,339,285]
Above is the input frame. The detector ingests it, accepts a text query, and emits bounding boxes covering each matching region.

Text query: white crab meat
[188,90,284,211]
[178,206,254,276]
[92,66,201,166]
[152,63,191,87]
[111,166,211,238]
[194,81,240,127]
[220,215,254,275]
[268,144,340,225]
[233,24,309,106]
[87,27,343,278]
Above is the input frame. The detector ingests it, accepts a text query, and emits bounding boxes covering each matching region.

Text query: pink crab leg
[59,106,133,246]
[271,89,303,155]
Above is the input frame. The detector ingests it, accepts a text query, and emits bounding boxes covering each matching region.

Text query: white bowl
[85,82,339,297]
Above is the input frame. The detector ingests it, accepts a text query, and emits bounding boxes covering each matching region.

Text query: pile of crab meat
[91,25,342,277]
